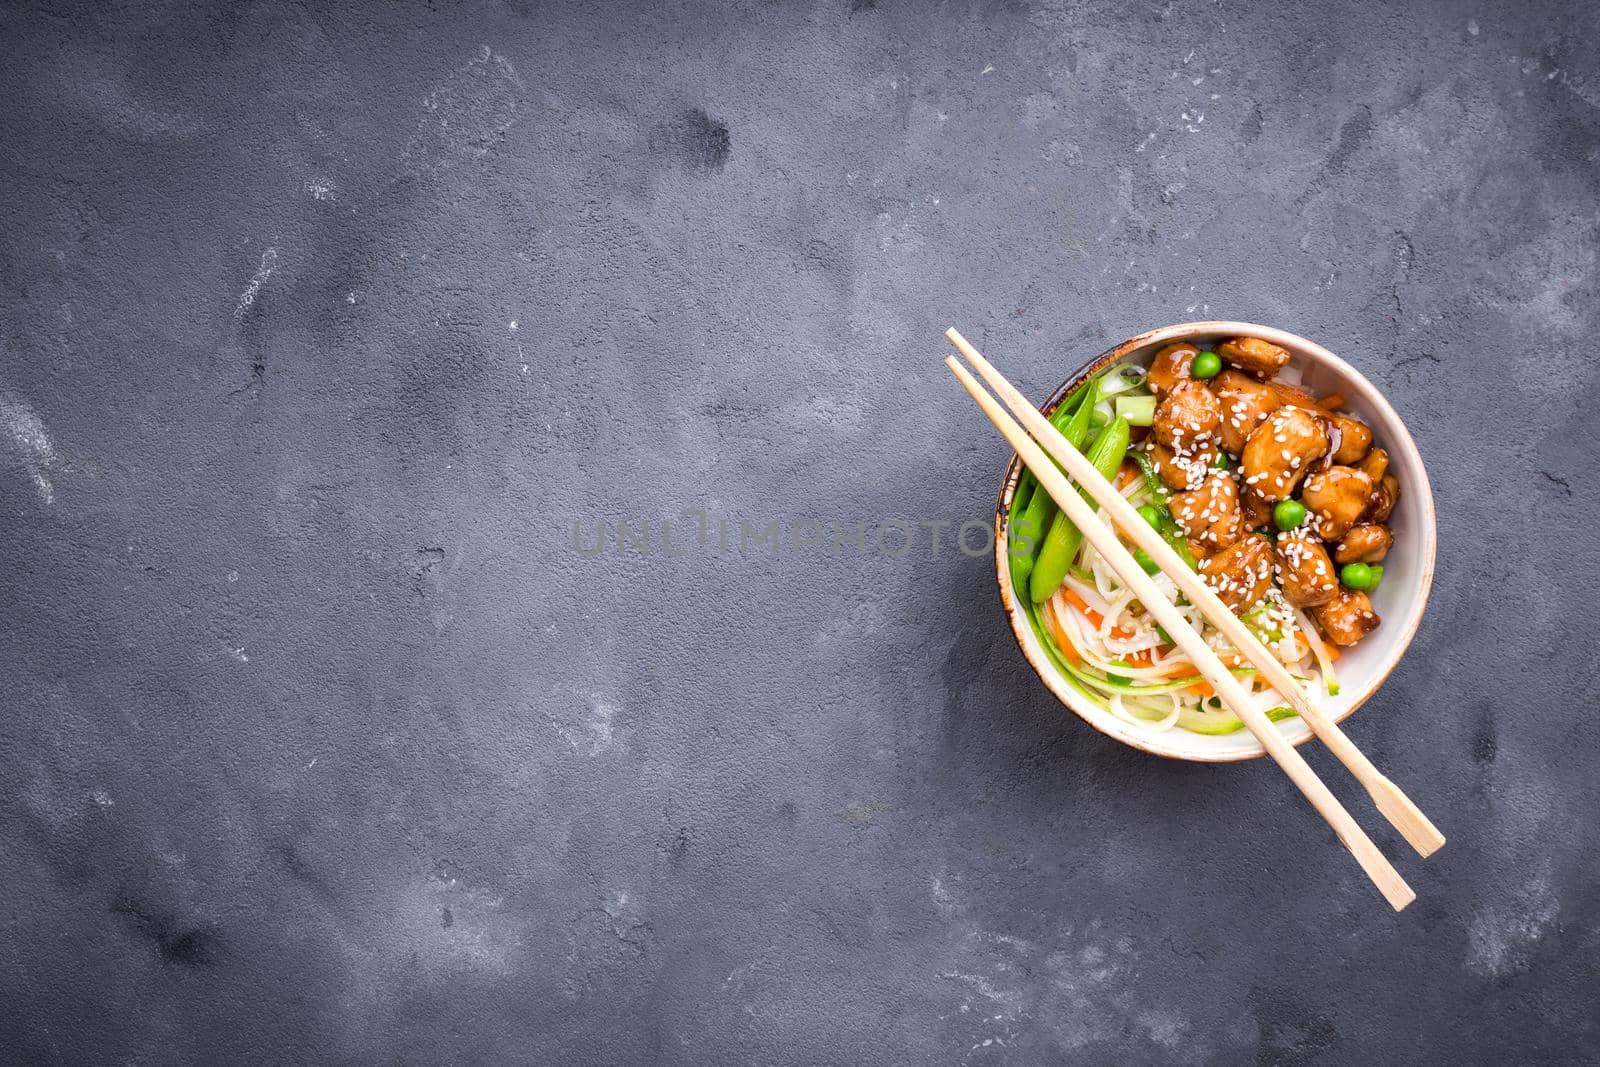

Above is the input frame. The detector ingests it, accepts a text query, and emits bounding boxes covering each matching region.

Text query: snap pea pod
[1011,473,1037,522]
[1060,376,1098,444]
[1009,488,1052,587]
[1017,379,1107,575]
[1028,414,1130,603]
[1014,376,1094,513]
[1009,379,1099,587]
[1053,376,1096,426]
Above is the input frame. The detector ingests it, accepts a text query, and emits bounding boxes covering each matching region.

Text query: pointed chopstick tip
[945,327,980,362]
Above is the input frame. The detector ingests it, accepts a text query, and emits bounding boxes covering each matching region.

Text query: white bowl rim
[992,320,1438,762]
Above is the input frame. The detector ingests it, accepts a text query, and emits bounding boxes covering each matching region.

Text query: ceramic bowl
[992,321,1436,762]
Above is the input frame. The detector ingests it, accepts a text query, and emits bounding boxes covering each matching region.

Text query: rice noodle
[1295,606,1339,698]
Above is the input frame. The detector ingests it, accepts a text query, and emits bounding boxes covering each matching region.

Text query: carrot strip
[1058,588,1135,639]
[1059,587,1098,622]
[1154,666,1199,679]
[1041,598,1082,666]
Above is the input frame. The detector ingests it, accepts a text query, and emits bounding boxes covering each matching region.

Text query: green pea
[1134,547,1161,575]
[1273,499,1308,531]
[1368,564,1384,590]
[1212,452,1231,469]
[1340,562,1375,590]
[1191,351,1222,379]
[1136,504,1163,528]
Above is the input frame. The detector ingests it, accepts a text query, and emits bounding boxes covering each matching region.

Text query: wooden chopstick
[946,329,1445,860]
[944,353,1416,911]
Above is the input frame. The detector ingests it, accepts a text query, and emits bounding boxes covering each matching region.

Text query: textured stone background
[2,0,1596,1062]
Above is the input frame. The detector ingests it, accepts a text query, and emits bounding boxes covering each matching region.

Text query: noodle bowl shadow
[993,321,1437,762]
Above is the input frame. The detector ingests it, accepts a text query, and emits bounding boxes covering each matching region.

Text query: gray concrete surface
[2,0,1597,1062]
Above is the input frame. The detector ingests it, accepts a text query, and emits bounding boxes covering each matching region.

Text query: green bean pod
[1008,381,1098,587]
[1011,474,1037,521]
[1061,377,1097,447]
[1028,415,1131,604]
[1054,377,1094,423]
[1012,385,1091,520]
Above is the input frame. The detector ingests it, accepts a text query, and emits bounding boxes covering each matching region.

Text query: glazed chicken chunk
[1275,530,1340,608]
[1210,370,1281,455]
[1152,380,1222,451]
[1358,446,1389,485]
[1170,472,1242,553]
[1367,473,1400,523]
[1315,589,1381,646]
[1325,413,1374,465]
[1239,485,1274,530]
[1301,465,1374,540]
[1218,336,1291,377]
[1335,523,1393,564]
[1147,342,1199,395]
[1241,406,1329,501]
[1198,533,1274,612]
[1147,440,1219,492]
